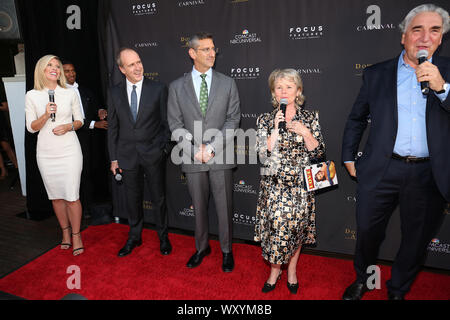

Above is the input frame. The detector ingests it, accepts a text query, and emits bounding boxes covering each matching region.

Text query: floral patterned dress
[254,107,325,264]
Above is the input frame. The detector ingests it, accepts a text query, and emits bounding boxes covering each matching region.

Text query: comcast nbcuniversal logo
[230,29,262,45]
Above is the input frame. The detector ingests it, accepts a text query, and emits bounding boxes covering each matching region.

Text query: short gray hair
[115,47,136,67]
[399,4,450,34]
[187,32,214,49]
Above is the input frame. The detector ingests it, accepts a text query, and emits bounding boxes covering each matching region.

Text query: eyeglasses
[195,47,219,54]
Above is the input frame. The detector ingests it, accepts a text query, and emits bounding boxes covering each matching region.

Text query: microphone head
[185,132,193,141]
[48,89,55,95]
[417,49,429,60]
[280,98,288,105]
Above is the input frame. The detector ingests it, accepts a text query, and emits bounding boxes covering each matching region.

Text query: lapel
[385,57,399,132]
[136,79,148,123]
[118,81,135,124]
[207,70,220,114]
[183,72,203,117]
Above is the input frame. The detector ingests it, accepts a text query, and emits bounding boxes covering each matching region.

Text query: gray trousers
[185,169,234,253]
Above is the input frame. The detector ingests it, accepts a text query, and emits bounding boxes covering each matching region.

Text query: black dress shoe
[160,237,172,255]
[222,252,234,272]
[287,281,299,294]
[118,238,142,257]
[388,292,404,300]
[186,246,211,268]
[262,270,282,293]
[342,281,372,300]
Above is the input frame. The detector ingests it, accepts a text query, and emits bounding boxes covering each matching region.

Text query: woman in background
[25,55,85,256]
[255,69,325,294]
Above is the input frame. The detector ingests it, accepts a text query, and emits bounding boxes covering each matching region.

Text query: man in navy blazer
[108,48,172,257]
[342,4,449,300]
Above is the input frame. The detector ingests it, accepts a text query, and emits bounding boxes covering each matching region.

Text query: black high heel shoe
[72,231,85,256]
[60,226,72,250]
[262,270,282,293]
[287,281,299,294]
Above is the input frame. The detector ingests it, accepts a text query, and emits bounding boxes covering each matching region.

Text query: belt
[391,153,430,163]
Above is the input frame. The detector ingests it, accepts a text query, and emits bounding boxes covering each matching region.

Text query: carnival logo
[132,2,157,16]
[230,66,261,80]
[296,67,322,76]
[135,42,158,48]
[234,180,257,195]
[233,211,256,225]
[178,0,205,7]
[357,5,395,31]
[289,25,324,40]
[428,238,450,254]
[230,30,262,45]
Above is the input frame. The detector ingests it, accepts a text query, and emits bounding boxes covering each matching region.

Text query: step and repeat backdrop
[100,0,450,270]
[20,0,449,270]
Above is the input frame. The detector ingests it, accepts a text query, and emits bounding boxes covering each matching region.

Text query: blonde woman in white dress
[25,55,85,256]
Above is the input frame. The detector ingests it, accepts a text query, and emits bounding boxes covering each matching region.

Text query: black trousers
[121,154,168,241]
[354,158,445,296]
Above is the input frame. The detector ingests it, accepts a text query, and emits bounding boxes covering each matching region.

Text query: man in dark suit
[341,4,449,300]
[108,48,172,257]
[167,32,241,272]
[62,61,107,215]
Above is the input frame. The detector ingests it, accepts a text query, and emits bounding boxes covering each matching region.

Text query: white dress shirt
[126,78,143,113]
[191,66,212,102]
[67,82,97,129]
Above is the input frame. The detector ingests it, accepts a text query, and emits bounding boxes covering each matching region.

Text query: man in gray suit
[167,32,241,272]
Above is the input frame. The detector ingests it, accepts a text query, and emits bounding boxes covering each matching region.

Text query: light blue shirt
[394,50,449,157]
[191,66,212,102]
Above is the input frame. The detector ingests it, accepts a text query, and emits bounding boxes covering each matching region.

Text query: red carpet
[0,223,448,300]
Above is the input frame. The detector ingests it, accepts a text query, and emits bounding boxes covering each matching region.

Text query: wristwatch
[436,82,449,94]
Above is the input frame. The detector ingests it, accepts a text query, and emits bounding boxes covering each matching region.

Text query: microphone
[114,168,123,185]
[417,49,429,95]
[48,90,56,122]
[278,98,288,132]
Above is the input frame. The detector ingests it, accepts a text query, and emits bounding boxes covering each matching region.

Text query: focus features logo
[357,5,395,31]
[289,25,324,40]
[132,3,157,16]
[230,30,262,45]
[233,212,256,225]
[230,67,260,80]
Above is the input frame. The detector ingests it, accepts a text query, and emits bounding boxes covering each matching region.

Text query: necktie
[130,85,137,121]
[199,74,208,116]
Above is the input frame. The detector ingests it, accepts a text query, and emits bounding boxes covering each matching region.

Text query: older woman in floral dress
[255,68,325,294]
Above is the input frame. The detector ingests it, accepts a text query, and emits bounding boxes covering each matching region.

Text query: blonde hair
[33,55,67,90]
[268,68,305,108]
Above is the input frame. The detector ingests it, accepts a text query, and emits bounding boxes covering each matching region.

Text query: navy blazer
[342,55,450,202]
[107,78,170,170]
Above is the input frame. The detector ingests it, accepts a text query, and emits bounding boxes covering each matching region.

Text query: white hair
[399,4,450,34]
